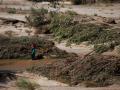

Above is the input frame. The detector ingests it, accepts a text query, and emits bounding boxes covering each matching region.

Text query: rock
[106,18,117,24]
[115,45,120,54]
[15,22,24,27]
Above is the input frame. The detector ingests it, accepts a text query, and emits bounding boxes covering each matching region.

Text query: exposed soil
[0,59,56,71]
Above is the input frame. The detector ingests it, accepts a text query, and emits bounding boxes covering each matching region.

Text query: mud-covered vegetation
[26,8,120,53]
[28,55,120,87]
[0,35,75,59]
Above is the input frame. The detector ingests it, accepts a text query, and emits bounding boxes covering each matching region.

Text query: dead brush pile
[28,55,120,87]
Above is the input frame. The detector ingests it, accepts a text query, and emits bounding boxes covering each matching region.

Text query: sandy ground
[0,0,120,18]
[70,4,120,18]
[0,13,34,36]
[55,42,93,56]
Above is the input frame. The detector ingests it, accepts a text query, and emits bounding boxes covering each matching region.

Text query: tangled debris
[0,70,16,83]
[28,55,120,87]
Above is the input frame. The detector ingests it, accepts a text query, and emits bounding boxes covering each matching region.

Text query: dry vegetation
[28,55,120,87]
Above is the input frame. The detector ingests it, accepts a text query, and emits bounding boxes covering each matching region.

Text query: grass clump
[16,78,39,90]
[94,44,109,54]
[65,10,78,16]
[7,8,16,14]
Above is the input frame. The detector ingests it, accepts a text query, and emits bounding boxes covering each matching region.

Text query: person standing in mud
[31,43,36,60]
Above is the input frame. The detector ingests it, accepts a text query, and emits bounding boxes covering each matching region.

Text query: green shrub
[7,8,16,14]
[26,8,50,34]
[65,10,78,16]
[31,8,48,15]
[94,45,109,54]
[26,8,48,27]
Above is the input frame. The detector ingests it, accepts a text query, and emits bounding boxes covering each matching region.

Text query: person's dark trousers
[32,54,35,60]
